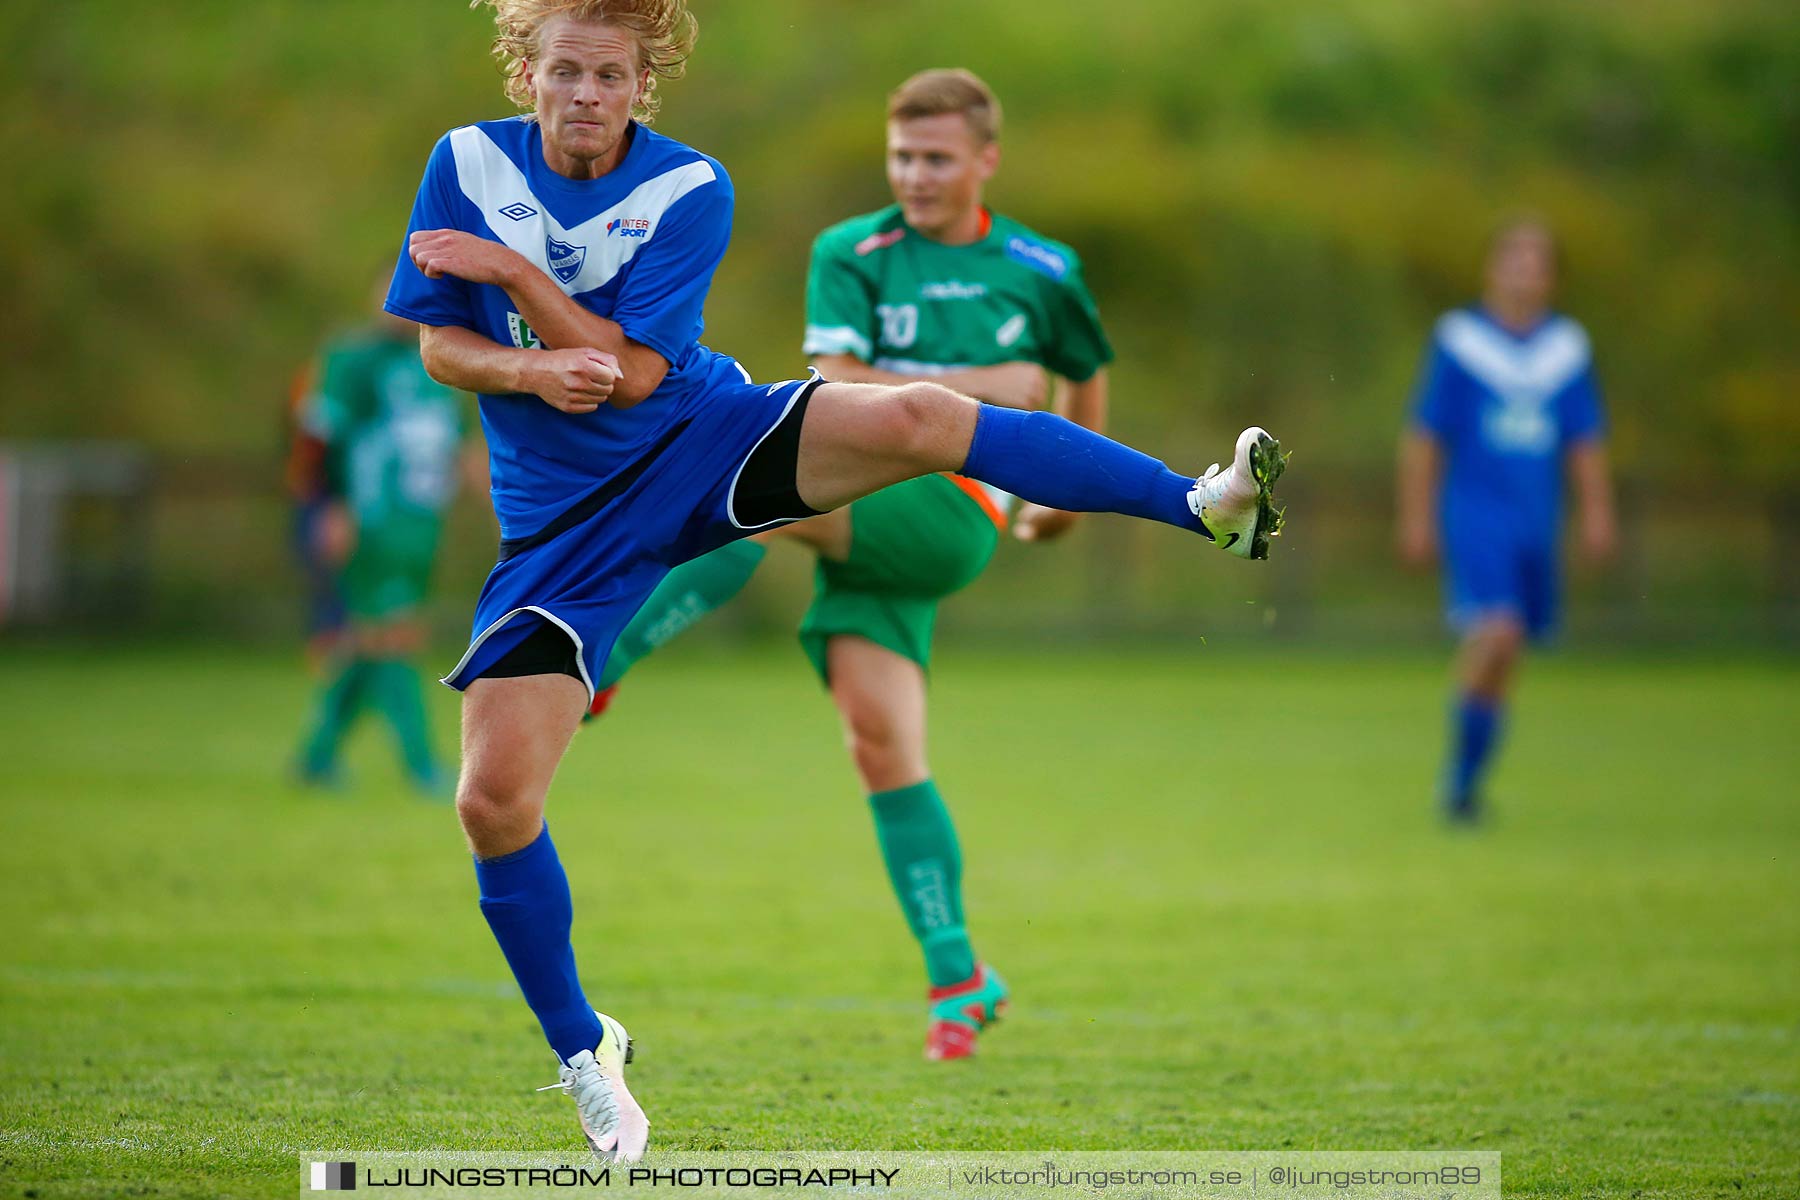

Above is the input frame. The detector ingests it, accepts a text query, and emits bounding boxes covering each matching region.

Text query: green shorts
[798,474,1001,682]
[340,519,442,621]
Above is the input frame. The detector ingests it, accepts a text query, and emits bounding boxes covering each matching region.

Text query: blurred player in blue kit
[389,0,1287,1159]
[1397,218,1618,823]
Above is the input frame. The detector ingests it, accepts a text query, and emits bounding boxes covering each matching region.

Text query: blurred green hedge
[3,0,1795,487]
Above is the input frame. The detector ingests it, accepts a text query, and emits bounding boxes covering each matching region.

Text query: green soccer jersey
[305,329,465,534]
[802,205,1114,385]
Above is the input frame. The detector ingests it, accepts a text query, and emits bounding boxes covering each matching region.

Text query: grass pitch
[1,641,1796,1198]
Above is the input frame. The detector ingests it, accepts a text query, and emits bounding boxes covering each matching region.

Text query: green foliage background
[4,0,1795,474]
[0,1,1794,637]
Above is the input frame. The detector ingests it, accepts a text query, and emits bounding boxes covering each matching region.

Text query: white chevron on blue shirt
[449,125,717,297]
[1436,310,1591,402]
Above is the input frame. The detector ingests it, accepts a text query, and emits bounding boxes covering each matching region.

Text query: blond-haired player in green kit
[594,69,1136,1061]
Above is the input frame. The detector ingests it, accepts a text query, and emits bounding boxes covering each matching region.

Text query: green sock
[367,659,440,782]
[869,779,976,988]
[299,658,371,775]
[598,540,767,688]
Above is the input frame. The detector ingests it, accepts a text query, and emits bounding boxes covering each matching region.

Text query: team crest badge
[545,235,586,285]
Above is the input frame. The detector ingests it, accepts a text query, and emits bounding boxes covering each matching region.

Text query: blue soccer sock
[959,405,1210,537]
[1448,693,1503,812]
[474,824,605,1063]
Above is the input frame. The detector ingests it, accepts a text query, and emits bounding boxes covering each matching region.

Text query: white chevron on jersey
[449,125,717,297]
[1436,310,1591,402]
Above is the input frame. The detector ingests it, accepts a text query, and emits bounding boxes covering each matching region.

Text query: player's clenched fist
[1011,502,1081,543]
[968,361,1048,411]
[409,229,526,288]
[522,349,625,415]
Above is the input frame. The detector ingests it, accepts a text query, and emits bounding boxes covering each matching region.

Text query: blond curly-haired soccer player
[392,0,1286,1157]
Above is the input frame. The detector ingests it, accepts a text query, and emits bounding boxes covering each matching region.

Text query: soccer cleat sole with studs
[1246,432,1288,561]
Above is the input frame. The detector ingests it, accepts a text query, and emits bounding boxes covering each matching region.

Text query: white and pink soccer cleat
[542,1012,650,1162]
[1187,426,1287,560]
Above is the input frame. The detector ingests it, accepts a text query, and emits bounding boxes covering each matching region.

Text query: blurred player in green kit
[296,276,476,796]
[593,69,1116,1060]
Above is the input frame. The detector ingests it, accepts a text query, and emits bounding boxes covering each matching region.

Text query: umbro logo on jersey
[607,218,650,239]
[546,236,587,284]
[498,202,538,222]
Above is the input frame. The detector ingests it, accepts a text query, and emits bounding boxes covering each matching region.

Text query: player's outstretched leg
[460,670,649,1160]
[794,383,1287,558]
[959,405,1286,559]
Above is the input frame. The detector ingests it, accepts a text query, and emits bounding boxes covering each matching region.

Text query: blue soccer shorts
[442,366,825,701]
[1443,528,1561,641]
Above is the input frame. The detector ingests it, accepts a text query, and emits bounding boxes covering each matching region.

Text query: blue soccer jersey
[1411,306,1606,636]
[385,117,739,540]
[1411,307,1606,542]
[386,116,821,698]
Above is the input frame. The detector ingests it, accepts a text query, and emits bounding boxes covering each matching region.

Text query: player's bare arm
[1567,439,1618,562]
[409,228,670,407]
[1014,370,1109,542]
[812,353,1046,411]
[418,323,620,415]
[1395,427,1442,569]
